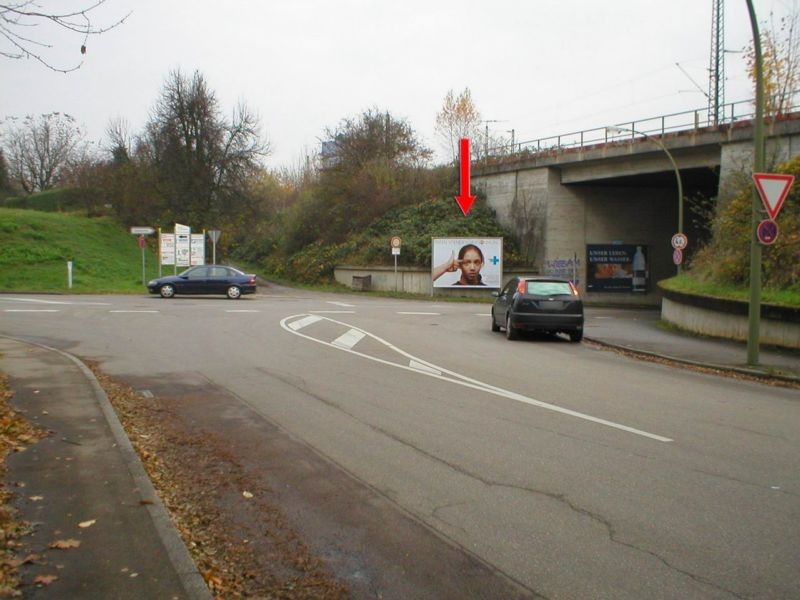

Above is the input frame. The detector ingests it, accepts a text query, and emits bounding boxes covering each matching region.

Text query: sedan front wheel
[159,284,175,298]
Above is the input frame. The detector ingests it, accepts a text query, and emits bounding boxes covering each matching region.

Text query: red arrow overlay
[454,138,477,216]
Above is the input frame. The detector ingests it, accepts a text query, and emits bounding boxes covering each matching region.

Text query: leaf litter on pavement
[0,374,47,596]
[87,363,349,599]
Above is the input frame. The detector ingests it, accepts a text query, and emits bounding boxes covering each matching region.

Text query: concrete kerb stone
[2,335,212,600]
[585,336,800,386]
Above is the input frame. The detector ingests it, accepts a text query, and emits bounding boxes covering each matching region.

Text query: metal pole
[141,244,146,286]
[212,239,217,265]
[394,254,398,292]
[746,0,765,366]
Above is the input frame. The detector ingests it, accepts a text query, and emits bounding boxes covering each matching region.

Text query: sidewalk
[0,336,211,599]
[584,306,800,382]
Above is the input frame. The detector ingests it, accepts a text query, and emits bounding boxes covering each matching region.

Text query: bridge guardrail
[486,97,800,160]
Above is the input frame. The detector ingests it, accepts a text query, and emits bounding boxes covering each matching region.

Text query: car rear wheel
[159,284,175,298]
[569,330,583,343]
[226,285,241,299]
[505,314,519,340]
[491,310,500,332]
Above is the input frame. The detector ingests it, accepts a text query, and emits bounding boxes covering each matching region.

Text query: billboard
[432,237,503,288]
[160,233,175,265]
[586,244,648,293]
[190,233,205,266]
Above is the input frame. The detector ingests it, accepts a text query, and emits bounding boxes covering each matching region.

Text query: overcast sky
[1,0,796,167]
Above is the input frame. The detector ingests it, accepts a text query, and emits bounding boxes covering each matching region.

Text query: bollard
[67,260,73,289]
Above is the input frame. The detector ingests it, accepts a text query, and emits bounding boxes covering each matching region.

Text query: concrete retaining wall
[661,291,800,349]
[334,265,535,298]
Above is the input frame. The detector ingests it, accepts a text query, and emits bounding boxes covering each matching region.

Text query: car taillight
[248,278,256,284]
[568,281,580,296]
[517,280,527,294]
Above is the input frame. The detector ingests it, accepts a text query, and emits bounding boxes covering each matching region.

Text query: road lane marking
[409,360,442,376]
[5,309,60,313]
[327,301,355,307]
[398,312,441,315]
[2,298,112,306]
[475,313,491,317]
[109,310,159,313]
[280,314,673,443]
[310,310,356,314]
[332,329,366,349]
[288,315,323,331]
[225,310,260,313]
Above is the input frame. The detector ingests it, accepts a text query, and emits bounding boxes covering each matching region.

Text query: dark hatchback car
[491,276,584,342]
[147,265,257,299]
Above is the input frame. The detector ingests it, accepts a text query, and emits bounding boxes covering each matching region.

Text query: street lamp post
[745,0,766,366]
[606,125,685,273]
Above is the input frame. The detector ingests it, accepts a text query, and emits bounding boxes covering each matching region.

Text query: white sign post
[390,236,401,291]
[208,229,221,264]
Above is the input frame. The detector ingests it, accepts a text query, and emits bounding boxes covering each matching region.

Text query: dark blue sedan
[147,265,257,299]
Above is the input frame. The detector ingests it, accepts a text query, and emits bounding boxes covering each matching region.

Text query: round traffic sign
[138,235,146,249]
[672,248,683,265]
[390,236,402,248]
[671,233,688,250]
[757,219,779,245]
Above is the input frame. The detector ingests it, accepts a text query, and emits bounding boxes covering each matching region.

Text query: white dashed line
[109,310,159,313]
[409,360,442,376]
[332,329,366,350]
[2,298,111,306]
[397,312,441,316]
[4,309,60,313]
[225,310,260,313]
[474,313,491,317]
[288,315,323,331]
[310,310,356,314]
[327,301,355,307]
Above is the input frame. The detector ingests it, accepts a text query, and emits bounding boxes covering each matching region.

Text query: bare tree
[143,69,270,224]
[745,8,800,115]
[2,112,86,193]
[105,116,133,163]
[435,88,482,164]
[1,0,129,73]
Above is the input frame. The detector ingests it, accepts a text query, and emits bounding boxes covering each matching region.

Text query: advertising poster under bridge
[586,244,648,293]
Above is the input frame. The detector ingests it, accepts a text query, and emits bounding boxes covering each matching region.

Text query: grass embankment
[0,209,161,293]
[660,274,800,308]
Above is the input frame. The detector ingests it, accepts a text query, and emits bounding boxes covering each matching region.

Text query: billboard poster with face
[432,238,503,288]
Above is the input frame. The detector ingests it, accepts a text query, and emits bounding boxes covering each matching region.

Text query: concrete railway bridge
[473,101,800,305]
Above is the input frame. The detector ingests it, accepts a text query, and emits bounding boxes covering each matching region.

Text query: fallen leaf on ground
[34,574,58,586]
[78,519,96,528]
[49,539,81,549]
[29,496,43,501]
[242,491,253,499]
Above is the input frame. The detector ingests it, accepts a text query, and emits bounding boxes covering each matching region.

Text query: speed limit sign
[390,236,402,248]
[671,233,688,250]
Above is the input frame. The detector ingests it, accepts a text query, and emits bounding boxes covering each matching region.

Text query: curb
[586,336,800,385]
[2,336,212,600]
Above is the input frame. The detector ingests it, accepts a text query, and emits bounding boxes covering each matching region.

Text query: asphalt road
[2,288,798,600]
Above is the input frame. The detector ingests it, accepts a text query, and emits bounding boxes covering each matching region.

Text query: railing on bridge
[485,97,800,160]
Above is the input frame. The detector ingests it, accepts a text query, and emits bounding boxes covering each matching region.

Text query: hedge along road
[1,290,799,600]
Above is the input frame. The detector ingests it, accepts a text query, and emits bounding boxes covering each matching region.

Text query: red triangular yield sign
[752,173,795,220]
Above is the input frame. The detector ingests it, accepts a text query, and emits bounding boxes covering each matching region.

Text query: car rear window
[525,281,573,296]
